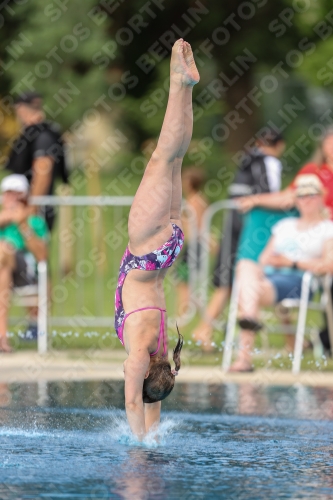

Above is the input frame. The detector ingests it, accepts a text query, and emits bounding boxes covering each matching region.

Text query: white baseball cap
[295,174,324,196]
[1,174,29,195]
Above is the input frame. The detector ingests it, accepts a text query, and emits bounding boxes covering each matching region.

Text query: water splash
[109,415,179,449]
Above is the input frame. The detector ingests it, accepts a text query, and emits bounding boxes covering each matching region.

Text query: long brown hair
[142,326,183,404]
[310,128,333,166]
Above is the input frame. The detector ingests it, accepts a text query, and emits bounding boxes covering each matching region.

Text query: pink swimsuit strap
[118,307,167,357]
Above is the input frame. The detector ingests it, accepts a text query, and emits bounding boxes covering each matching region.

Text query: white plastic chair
[222,272,333,374]
[12,260,48,354]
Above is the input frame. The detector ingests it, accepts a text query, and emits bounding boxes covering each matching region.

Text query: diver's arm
[124,351,150,440]
[145,401,161,433]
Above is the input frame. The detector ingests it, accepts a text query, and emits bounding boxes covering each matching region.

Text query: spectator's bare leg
[230,259,275,371]
[177,281,190,316]
[276,305,294,351]
[0,242,15,352]
[192,287,230,351]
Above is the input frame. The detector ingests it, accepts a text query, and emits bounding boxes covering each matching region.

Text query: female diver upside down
[114,39,200,439]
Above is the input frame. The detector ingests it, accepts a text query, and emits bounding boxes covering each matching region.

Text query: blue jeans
[264,271,305,303]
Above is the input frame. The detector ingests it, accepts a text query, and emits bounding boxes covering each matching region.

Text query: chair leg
[259,329,270,361]
[37,261,48,355]
[222,279,239,372]
[292,272,312,374]
[323,275,333,357]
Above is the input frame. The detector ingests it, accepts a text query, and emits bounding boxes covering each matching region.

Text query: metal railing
[9,195,331,358]
[26,195,201,332]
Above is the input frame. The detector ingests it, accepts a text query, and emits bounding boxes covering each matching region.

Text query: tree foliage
[99,0,333,155]
[1,0,333,167]
[2,0,110,129]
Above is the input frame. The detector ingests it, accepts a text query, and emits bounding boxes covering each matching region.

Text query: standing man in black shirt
[5,92,69,339]
[5,92,69,230]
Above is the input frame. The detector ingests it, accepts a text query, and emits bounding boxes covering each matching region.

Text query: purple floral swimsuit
[114,223,184,347]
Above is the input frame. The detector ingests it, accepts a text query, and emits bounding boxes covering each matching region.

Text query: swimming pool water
[0,381,333,499]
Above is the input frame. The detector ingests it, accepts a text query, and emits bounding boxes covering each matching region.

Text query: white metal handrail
[29,195,134,206]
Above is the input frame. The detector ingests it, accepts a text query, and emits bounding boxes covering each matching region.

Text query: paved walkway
[1,350,333,387]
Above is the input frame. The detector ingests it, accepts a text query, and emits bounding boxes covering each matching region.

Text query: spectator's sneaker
[24,322,38,340]
[228,360,254,372]
[319,328,331,355]
[238,318,263,332]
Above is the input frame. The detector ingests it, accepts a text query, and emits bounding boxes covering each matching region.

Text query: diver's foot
[170,39,200,87]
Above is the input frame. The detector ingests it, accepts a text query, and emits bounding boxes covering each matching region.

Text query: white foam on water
[0,427,60,438]
[0,458,19,469]
[109,415,180,449]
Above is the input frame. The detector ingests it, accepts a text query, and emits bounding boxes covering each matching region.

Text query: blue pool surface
[0,381,333,499]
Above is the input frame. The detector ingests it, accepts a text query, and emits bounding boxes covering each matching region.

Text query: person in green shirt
[0,174,48,352]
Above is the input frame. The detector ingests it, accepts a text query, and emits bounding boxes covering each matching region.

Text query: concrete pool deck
[1,350,333,387]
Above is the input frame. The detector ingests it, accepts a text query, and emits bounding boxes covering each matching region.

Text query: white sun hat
[1,174,29,195]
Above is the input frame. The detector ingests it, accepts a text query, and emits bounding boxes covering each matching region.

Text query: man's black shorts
[12,250,37,287]
[212,209,243,288]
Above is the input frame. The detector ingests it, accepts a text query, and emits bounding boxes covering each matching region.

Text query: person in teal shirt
[0,174,48,352]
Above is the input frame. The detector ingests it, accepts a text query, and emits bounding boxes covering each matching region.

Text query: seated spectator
[230,174,333,372]
[0,174,48,352]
